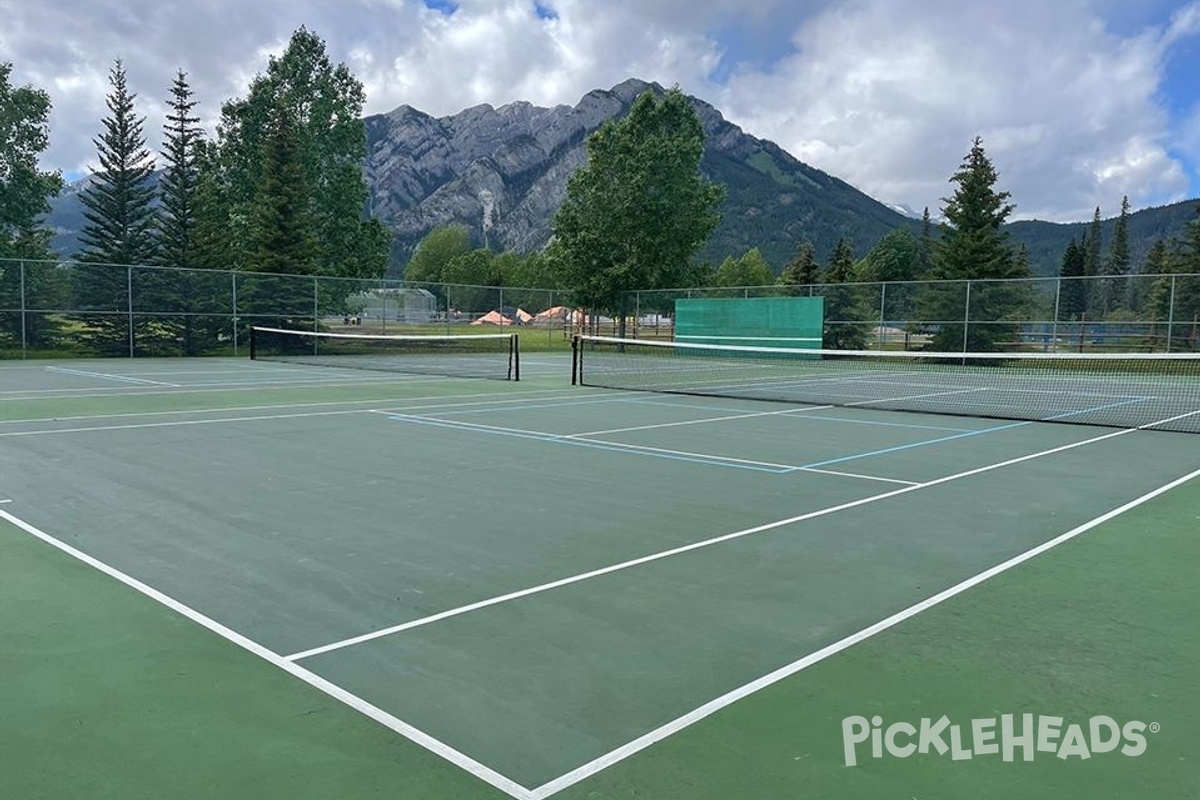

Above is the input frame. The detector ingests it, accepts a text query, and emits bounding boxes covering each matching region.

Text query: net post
[571,335,580,385]
[511,333,520,381]
[248,326,257,360]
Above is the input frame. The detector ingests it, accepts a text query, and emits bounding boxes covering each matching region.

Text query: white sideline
[0,388,609,427]
[45,366,181,387]
[527,462,1200,799]
[286,408,1199,662]
[0,508,533,800]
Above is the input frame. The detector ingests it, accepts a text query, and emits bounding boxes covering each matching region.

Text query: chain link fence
[4,260,1197,358]
[0,259,569,358]
[623,273,1200,353]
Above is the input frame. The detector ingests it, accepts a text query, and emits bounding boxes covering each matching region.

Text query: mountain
[363,78,909,275]
[1007,200,1200,277]
[42,78,1200,279]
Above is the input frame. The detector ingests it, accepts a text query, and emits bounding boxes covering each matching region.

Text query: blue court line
[384,414,794,474]
[1041,396,1153,421]
[801,397,1156,469]
[801,421,1032,469]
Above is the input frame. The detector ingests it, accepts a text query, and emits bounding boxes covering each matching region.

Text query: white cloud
[715,0,1197,221]
[2,0,1197,219]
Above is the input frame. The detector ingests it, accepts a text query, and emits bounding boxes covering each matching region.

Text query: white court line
[375,412,911,484]
[0,508,531,800]
[0,408,378,437]
[527,462,1200,799]
[45,366,181,387]
[0,389,611,427]
[568,405,835,437]
[569,387,994,439]
[285,410,1199,663]
[0,376,429,400]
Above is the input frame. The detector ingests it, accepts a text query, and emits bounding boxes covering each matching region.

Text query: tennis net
[250,327,520,381]
[572,335,1200,432]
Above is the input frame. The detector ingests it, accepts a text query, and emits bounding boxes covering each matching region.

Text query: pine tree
[821,237,868,349]
[924,137,1022,351]
[150,70,223,355]
[75,60,158,354]
[1097,195,1131,314]
[777,240,819,293]
[242,101,319,326]
[158,70,202,270]
[1081,206,1103,316]
[918,206,935,278]
[1058,239,1087,320]
[216,27,389,279]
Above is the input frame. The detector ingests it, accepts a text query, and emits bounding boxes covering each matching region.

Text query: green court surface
[1,353,1197,799]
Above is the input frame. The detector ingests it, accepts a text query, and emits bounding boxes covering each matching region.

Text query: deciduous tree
[552,87,724,323]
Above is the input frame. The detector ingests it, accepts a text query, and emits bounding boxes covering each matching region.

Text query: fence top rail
[630,271,1200,295]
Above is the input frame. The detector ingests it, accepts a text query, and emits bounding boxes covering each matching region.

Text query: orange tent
[470,310,513,326]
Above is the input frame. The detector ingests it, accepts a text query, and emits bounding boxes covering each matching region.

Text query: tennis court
[2,338,1198,799]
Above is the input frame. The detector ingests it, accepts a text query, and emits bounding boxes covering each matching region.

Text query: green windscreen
[675,297,825,349]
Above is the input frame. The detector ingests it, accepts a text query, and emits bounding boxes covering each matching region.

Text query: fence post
[877,283,887,350]
[20,261,27,359]
[1166,275,1177,353]
[127,266,135,358]
[231,271,239,356]
[961,280,972,354]
[1051,277,1062,352]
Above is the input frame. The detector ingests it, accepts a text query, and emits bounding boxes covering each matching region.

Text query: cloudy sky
[4,0,1200,222]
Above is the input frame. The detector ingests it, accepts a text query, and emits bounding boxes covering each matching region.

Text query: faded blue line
[619,397,975,433]
[1041,396,1153,421]
[802,421,1032,469]
[800,397,1158,470]
[385,414,793,474]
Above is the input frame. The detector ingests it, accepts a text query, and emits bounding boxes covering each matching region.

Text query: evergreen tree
[1058,238,1087,320]
[777,240,820,292]
[1163,208,1200,349]
[149,69,222,355]
[0,63,65,348]
[923,137,1022,351]
[1140,239,1171,344]
[75,59,158,354]
[1083,207,1103,277]
[189,140,234,271]
[821,237,868,349]
[217,27,389,280]
[1097,195,1131,314]
[158,71,202,270]
[918,206,935,278]
[242,101,320,326]
[1081,206,1103,316]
